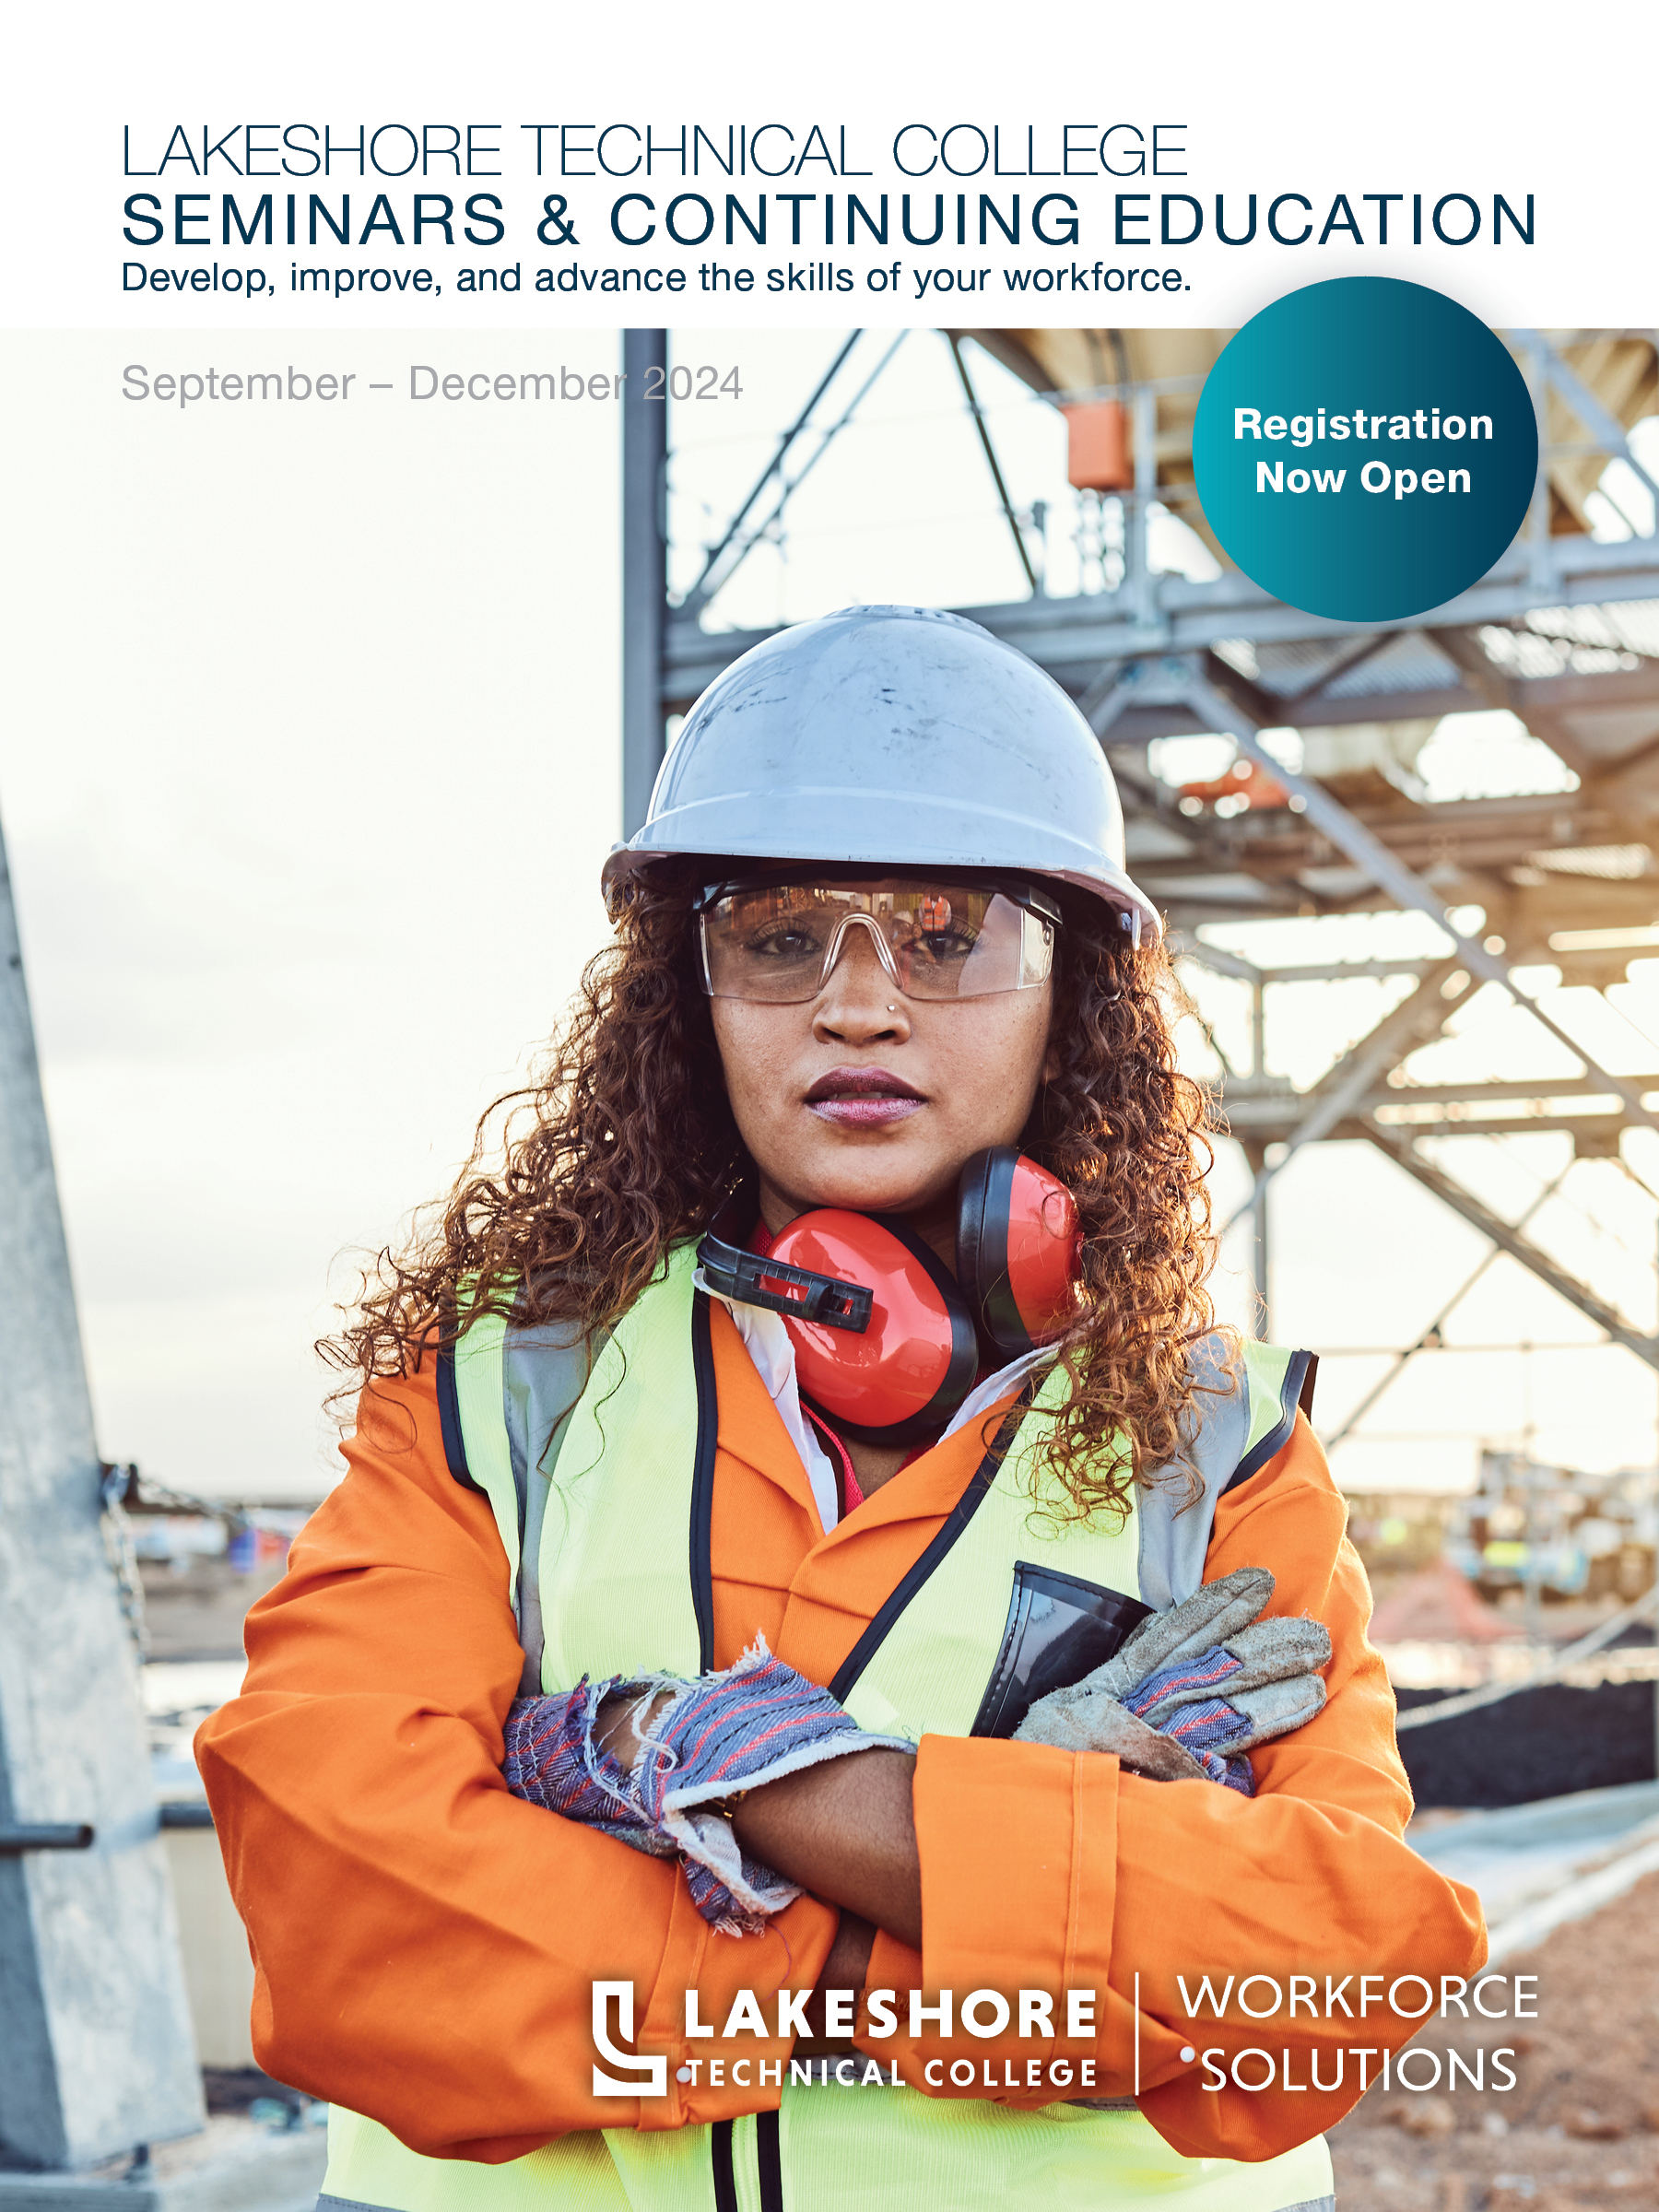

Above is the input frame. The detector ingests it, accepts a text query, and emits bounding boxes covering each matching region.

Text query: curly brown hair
[324,864,1228,1519]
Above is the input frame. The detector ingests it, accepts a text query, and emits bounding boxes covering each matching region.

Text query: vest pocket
[971,1562,1152,1738]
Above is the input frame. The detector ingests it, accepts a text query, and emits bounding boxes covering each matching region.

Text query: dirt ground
[1327,1871,1659,2209]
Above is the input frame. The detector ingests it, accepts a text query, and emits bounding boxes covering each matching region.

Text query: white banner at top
[4,0,1653,330]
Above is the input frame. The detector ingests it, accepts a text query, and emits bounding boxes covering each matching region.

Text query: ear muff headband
[696,1230,874,1334]
[956,1147,1020,1356]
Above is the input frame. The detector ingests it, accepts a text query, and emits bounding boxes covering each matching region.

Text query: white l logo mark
[592,1981,668,2097]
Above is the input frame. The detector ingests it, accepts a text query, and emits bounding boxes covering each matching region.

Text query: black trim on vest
[1221,1348,1314,1496]
[1299,1352,1319,1421]
[828,1389,1035,1705]
[757,2108,783,2212]
[711,2119,739,2212]
[689,1289,720,1674]
[435,1352,484,1495]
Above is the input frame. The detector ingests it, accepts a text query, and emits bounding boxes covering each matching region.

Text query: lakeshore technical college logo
[592,1982,667,2097]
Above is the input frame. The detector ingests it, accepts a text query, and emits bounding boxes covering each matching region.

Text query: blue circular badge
[1192,276,1537,622]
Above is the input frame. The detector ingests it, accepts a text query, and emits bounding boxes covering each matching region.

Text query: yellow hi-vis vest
[322,1245,1334,2212]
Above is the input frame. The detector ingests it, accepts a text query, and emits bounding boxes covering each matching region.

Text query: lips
[805,1066,924,1128]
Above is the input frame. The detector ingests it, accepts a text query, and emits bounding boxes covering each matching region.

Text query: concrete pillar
[0,823,202,2169]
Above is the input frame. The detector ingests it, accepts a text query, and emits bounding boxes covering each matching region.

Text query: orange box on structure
[1060,400,1133,490]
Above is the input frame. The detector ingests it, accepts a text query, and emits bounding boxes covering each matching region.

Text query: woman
[200,606,1484,2212]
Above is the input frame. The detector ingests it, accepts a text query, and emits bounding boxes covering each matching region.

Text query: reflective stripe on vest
[330,1250,1330,2212]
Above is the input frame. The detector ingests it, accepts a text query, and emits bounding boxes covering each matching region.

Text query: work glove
[1014,1567,1330,1796]
[503,1637,911,1936]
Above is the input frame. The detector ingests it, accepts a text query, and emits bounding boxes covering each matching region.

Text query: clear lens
[699,884,1055,1003]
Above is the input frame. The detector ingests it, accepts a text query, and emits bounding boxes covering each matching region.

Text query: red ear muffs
[761,1211,979,1444]
[956,1147,1086,1360]
[698,1150,1085,1446]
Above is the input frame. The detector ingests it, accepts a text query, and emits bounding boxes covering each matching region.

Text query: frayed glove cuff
[504,1638,911,1936]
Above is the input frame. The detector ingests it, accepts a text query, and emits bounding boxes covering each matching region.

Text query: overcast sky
[1,324,1653,1500]
[2,328,622,1496]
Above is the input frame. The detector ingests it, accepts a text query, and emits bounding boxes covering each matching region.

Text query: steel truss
[621,326,1659,1399]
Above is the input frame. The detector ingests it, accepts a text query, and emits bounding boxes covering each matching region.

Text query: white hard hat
[602,605,1160,940]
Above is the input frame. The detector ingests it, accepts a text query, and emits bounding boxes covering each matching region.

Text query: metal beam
[1241,1140,1270,1335]
[1355,1113,1632,1142]
[1064,657,1659,749]
[1140,812,1646,882]
[621,329,668,839]
[1374,1071,1659,1109]
[1429,622,1602,785]
[1166,934,1263,984]
[659,548,1659,710]
[1515,328,1659,514]
[1218,959,1465,1234]
[1361,1125,1657,1366]
[1277,631,1392,709]
[1221,1104,1642,1146]
[698,333,911,622]
[947,335,1039,595]
[1237,1108,1641,1145]
[677,331,862,621]
[1179,663,1659,1134]
[0,822,202,2168]
[1248,959,1434,985]
[1185,947,1654,991]
[1322,1163,1573,1450]
[1218,1071,1659,1130]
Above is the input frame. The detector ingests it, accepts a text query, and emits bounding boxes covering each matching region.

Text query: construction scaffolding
[621,324,1659,1430]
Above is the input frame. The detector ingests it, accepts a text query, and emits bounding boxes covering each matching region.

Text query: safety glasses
[695,879,1061,1005]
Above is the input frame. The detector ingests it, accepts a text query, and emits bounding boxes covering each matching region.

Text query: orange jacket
[197,1302,1485,2165]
